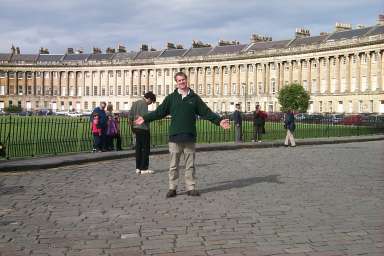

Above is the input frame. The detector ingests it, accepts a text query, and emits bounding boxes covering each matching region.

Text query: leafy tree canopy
[278,83,310,112]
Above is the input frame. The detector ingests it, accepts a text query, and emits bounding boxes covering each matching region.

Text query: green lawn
[0,115,381,159]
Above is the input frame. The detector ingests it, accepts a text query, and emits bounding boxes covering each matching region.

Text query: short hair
[255,104,260,109]
[235,103,241,107]
[107,104,113,112]
[174,71,187,82]
[144,91,156,102]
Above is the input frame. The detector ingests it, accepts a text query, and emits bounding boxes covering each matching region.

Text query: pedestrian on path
[91,112,102,152]
[130,91,157,175]
[233,103,243,143]
[135,71,230,198]
[252,104,267,142]
[284,109,296,147]
[90,102,107,151]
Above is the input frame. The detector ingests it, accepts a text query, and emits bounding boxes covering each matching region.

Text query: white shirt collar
[177,88,190,99]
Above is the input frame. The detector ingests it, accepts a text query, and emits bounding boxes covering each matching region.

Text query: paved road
[0,141,383,256]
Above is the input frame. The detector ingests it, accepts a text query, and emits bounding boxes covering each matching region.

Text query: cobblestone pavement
[0,141,383,256]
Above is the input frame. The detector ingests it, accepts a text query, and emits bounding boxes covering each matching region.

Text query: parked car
[302,114,324,123]
[36,109,53,116]
[325,114,344,124]
[54,111,69,116]
[81,111,93,117]
[340,115,362,125]
[294,113,309,121]
[67,112,83,117]
[18,111,33,116]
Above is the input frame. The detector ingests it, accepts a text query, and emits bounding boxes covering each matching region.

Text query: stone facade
[0,23,384,114]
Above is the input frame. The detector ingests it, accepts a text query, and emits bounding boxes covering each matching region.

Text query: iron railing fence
[0,115,383,159]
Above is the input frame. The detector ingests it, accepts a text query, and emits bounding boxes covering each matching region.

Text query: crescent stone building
[1,17,384,114]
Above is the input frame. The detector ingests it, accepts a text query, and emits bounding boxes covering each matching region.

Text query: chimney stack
[141,44,148,51]
[67,48,74,54]
[335,22,352,32]
[218,40,239,46]
[295,28,310,38]
[117,44,126,53]
[250,34,272,43]
[106,47,116,54]
[16,47,20,54]
[192,40,211,48]
[378,14,384,25]
[166,42,176,49]
[93,47,102,54]
[39,47,49,54]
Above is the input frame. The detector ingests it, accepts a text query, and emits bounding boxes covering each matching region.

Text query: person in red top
[252,105,267,142]
[91,113,102,152]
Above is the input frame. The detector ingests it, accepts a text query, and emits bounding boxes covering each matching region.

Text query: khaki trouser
[284,129,296,146]
[169,142,196,191]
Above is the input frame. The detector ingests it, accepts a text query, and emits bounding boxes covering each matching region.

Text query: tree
[278,83,310,113]
[4,105,22,113]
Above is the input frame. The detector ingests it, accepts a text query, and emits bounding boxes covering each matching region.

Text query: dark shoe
[166,189,177,198]
[290,145,296,147]
[187,190,201,196]
[284,144,289,147]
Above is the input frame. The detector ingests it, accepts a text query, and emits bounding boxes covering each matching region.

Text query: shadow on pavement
[200,174,284,194]
[154,162,218,174]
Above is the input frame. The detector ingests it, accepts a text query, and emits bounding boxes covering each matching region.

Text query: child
[106,114,118,151]
[91,113,102,152]
[114,113,122,151]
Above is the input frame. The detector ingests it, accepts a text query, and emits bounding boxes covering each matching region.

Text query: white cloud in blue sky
[0,0,383,53]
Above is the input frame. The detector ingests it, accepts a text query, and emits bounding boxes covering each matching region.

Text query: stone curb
[0,135,383,172]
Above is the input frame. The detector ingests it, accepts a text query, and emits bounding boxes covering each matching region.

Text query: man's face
[175,75,188,90]
[100,103,106,109]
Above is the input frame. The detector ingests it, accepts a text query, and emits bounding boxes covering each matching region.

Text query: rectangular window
[232,83,237,95]
[207,84,211,95]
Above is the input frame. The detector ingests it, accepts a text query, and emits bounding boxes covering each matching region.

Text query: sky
[0,0,383,54]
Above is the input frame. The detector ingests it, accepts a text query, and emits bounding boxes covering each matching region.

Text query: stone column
[130,70,135,96]
[345,55,351,93]
[355,53,361,92]
[5,70,9,95]
[274,62,279,94]
[316,58,321,94]
[289,60,293,84]
[326,57,331,94]
[23,71,27,96]
[262,63,266,95]
[335,55,341,93]
[377,50,383,91]
[297,60,302,85]
[203,67,207,96]
[307,59,312,93]
[253,64,258,96]
[15,71,19,95]
[366,52,371,91]
[265,63,270,95]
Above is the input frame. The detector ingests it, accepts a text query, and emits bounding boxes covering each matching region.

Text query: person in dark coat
[252,104,267,142]
[284,109,296,147]
[233,103,243,143]
[90,102,107,151]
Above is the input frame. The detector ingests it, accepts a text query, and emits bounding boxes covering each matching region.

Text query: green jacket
[143,89,221,137]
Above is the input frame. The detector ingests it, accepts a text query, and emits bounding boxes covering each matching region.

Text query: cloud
[0,0,382,53]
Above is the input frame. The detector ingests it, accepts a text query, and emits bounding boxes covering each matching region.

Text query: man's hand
[134,116,144,125]
[220,119,230,129]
